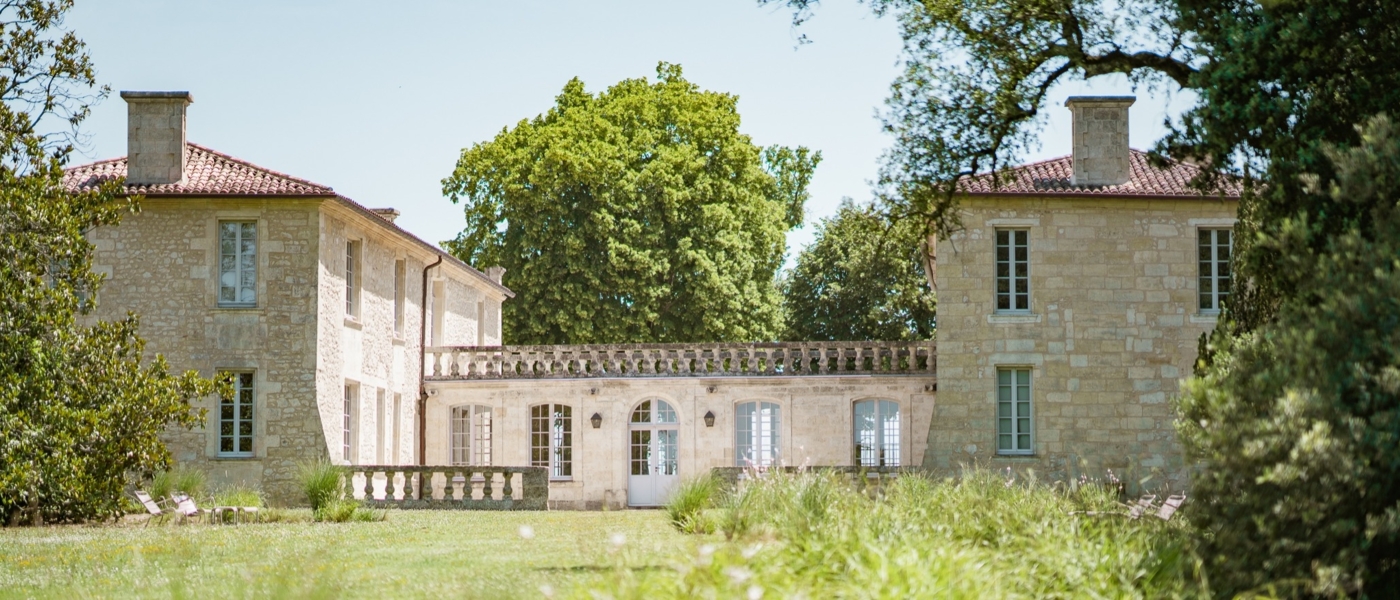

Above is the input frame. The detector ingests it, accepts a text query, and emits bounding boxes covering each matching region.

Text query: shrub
[1178,115,1400,597]
[213,485,264,509]
[575,468,1201,598]
[313,498,383,523]
[148,467,207,501]
[664,474,718,533]
[296,459,343,511]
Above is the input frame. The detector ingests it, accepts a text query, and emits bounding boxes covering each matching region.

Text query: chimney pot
[1065,96,1135,187]
[121,91,193,186]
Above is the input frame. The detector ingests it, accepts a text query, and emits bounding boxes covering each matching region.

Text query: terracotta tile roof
[960,149,1242,198]
[63,142,335,196]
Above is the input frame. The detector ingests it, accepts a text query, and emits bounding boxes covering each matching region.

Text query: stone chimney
[486,266,506,284]
[1065,96,1135,187]
[371,208,401,223]
[121,91,193,185]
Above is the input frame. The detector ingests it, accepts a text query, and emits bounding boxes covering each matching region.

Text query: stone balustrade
[342,465,547,510]
[424,341,935,380]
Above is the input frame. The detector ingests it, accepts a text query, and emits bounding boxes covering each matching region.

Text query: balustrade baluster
[384,469,397,500]
[363,468,375,501]
[345,469,357,500]
[503,471,514,500]
[422,469,435,501]
[482,470,494,501]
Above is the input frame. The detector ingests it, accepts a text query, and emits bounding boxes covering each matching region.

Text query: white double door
[627,400,679,507]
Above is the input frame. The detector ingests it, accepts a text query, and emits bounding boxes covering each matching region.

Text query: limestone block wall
[315,204,507,474]
[88,198,324,503]
[423,376,936,509]
[928,196,1237,489]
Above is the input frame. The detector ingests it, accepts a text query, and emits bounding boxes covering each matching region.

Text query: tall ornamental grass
[296,459,343,511]
[579,469,1209,598]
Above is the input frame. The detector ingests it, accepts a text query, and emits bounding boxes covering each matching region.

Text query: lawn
[0,509,697,599]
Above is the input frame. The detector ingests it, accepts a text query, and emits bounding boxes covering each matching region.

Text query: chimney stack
[371,208,401,223]
[121,91,193,185]
[486,266,506,284]
[1065,96,1135,187]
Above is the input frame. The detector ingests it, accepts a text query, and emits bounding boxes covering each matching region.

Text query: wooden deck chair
[1127,495,1158,520]
[133,491,171,527]
[1156,494,1186,521]
[172,492,242,524]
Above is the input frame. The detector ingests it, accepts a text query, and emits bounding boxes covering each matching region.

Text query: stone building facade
[66,92,1238,507]
[67,92,511,503]
[927,97,1241,488]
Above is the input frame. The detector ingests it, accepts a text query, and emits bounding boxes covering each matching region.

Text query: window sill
[212,454,257,461]
[392,335,406,345]
[994,452,1037,459]
[548,478,577,485]
[1190,313,1219,325]
[988,313,1041,324]
[343,317,362,330]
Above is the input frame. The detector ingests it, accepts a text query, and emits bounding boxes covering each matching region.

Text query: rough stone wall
[87,198,323,503]
[424,376,936,509]
[927,196,1237,489]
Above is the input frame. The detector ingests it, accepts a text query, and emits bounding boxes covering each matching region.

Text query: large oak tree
[443,63,819,344]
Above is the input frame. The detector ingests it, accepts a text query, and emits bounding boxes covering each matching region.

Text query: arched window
[735,401,780,467]
[450,405,492,466]
[530,404,573,479]
[853,400,900,467]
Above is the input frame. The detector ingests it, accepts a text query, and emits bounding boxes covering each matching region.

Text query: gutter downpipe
[418,254,444,466]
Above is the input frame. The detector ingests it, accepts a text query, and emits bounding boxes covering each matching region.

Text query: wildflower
[725,566,753,584]
[518,525,535,540]
[741,544,762,559]
[539,584,554,598]
[610,533,626,548]
[697,543,717,566]
[747,585,764,600]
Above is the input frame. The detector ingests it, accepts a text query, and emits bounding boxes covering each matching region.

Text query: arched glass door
[628,400,679,507]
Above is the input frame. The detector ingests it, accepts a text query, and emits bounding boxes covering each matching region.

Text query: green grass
[0,510,700,599]
[574,469,1215,599]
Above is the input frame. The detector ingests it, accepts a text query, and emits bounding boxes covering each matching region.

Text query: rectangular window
[531,404,572,479]
[218,372,254,457]
[1198,229,1233,313]
[218,221,257,306]
[853,400,900,467]
[343,383,357,464]
[476,300,485,346]
[995,229,1030,312]
[345,240,360,317]
[393,259,406,336]
[736,401,781,467]
[451,405,493,466]
[997,368,1033,455]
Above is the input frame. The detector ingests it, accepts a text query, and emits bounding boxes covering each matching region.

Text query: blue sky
[68,0,1195,263]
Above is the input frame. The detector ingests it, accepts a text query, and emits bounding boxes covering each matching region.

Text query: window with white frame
[995,229,1030,312]
[345,240,361,318]
[736,401,781,467]
[530,404,572,479]
[997,368,1033,455]
[218,372,254,457]
[343,383,358,464]
[218,221,257,306]
[853,399,900,467]
[393,259,406,336]
[1198,229,1233,313]
[451,405,493,466]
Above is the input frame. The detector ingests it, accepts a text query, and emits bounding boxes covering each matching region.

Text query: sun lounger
[133,491,172,527]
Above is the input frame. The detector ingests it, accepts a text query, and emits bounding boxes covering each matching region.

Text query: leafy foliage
[148,467,208,502]
[0,0,215,525]
[763,0,1400,332]
[782,200,935,341]
[663,473,719,534]
[442,63,820,344]
[1178,116,1400,598]
[576,469,1204,598]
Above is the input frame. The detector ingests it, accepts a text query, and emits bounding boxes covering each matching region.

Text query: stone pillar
[121,91,193,185]
[1065,96,1135,187]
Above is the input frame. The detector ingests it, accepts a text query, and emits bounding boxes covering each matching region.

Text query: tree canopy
[764,0,1400,331]
[782,200,935,341]
[442,63,820,345]
[0,0,216,525]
